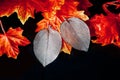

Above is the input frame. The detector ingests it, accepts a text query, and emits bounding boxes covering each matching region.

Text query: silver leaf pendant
[33,27,62,67]
[60,17,90,52]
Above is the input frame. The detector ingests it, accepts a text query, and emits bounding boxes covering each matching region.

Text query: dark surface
[0,0,120,80]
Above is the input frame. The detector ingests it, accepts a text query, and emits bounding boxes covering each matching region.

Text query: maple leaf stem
[0,20,6,34]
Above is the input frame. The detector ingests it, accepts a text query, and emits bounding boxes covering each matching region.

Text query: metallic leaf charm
[60,17,90,52]
[33,27,62,66]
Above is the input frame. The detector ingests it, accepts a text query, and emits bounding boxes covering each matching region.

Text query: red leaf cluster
[89,1,120,47]
[0,0,119,59]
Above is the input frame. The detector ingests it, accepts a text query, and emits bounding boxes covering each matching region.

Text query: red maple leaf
[0,21,30,59]
[0,0,45,24]
[89,1,120,47]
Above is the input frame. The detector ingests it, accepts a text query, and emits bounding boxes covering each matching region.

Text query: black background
[0,0,120,80]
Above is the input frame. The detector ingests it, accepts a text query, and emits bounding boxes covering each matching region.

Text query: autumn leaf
[89,1,120,47]
[0,26,30,59]
[0,0,45,24]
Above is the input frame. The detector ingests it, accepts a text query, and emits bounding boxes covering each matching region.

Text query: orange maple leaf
[0,0,44,24]
[0,25,30,59]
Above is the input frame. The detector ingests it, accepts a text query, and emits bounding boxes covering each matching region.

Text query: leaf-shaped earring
[60,17,90,52]
[33,27,62,67]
